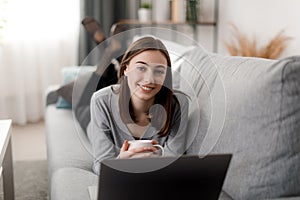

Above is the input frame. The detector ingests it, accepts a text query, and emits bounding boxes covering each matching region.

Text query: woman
[87,36,189,175]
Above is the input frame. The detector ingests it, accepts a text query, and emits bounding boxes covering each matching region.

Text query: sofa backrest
[181,47,300,199]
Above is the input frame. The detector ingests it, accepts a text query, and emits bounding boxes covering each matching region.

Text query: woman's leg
[76,17,122,133]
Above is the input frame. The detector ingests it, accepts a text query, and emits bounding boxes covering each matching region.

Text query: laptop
[96,154,232,200]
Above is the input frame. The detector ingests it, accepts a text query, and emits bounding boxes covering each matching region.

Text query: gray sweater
[87,84,189,175]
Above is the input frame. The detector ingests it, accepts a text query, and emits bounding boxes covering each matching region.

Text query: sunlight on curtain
[0,0,80,125]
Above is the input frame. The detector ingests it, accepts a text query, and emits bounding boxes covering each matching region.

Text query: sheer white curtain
[0,0,80,125]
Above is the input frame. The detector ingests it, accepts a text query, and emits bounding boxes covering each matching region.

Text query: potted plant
[225,24,292,59]
[138,2,152,22]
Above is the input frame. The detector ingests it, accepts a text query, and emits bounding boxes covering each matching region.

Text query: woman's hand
[151,140,158,145]
[117,140,159,159]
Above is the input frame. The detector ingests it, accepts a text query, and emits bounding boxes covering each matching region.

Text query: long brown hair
[117,36,176,137]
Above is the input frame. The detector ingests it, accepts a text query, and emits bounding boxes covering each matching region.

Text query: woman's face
[124,50,168,102]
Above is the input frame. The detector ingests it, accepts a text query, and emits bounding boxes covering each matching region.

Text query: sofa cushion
[183,48,300,199]
[51,168,98,200]
[45,105,93,176]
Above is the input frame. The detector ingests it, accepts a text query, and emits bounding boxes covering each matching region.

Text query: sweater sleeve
[87,92,117,175]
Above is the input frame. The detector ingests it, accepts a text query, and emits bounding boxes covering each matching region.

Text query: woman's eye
[154,70,165,75]
[137,66,146,71]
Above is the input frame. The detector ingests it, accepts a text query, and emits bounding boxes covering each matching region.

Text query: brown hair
[117,36,176,137]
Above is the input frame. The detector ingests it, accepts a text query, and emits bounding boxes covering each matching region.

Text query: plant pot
[152,0,170,22]
[138,8,152,22]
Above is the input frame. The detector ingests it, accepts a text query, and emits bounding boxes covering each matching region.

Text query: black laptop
[97,154,232,200]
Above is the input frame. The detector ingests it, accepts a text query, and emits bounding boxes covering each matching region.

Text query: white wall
[126,0,299,58]
[217,0,300,58]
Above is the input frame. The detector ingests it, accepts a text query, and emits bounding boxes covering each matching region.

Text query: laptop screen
[97,154,232,200]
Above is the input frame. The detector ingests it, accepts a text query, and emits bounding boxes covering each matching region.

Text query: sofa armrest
[45,85,60,106]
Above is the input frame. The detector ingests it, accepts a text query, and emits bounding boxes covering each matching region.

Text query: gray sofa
[45,43,300,199]
[45,91,97,200]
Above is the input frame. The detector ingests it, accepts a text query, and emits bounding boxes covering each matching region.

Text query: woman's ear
[123,65,128,76]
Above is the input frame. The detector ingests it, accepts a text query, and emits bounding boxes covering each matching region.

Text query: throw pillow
[56,80,74,108]
[183,47,300,199]
[56,66,96,109]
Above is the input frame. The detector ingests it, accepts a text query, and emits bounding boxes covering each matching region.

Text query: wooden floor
[11,120,47,161]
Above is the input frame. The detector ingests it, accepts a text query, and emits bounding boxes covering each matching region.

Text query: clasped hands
[118,140,160,159]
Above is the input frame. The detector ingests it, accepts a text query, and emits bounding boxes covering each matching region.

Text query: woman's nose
[143,70,155,83]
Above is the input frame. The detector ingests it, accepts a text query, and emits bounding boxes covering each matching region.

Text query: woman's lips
[139,85,155,93]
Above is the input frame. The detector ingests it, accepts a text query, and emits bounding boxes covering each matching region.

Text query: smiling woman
[0,0,80,124]
[124,51,168,102]
[87,36,190,175]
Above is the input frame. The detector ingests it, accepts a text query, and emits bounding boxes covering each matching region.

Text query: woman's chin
[132,91,156,102]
